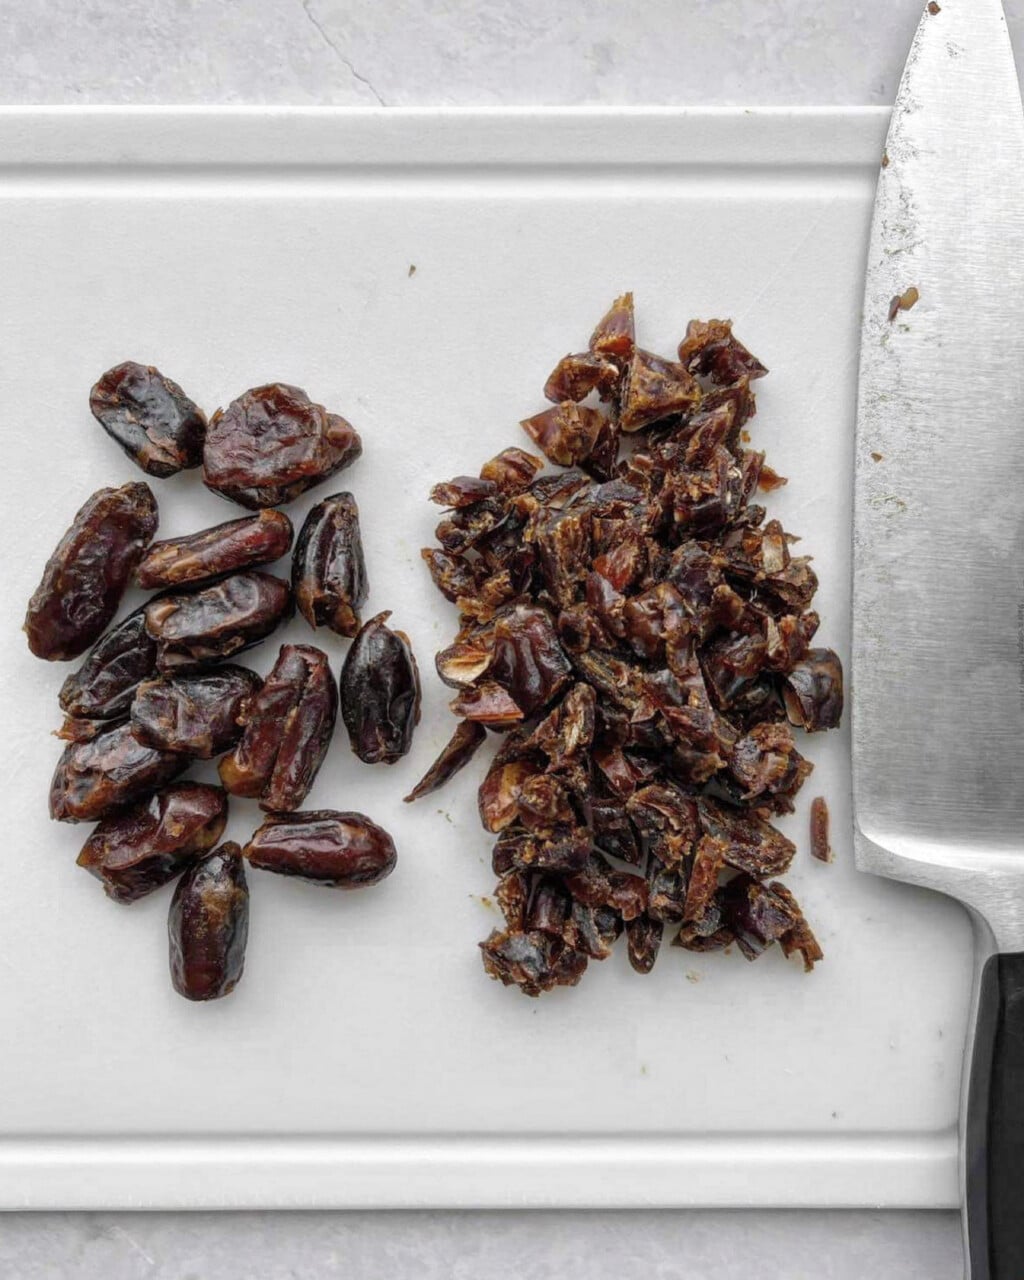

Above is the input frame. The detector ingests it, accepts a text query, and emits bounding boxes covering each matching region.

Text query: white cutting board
[0,108,970,1210]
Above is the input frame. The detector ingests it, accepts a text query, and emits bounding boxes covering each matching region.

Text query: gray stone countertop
[3,0,1019,1274]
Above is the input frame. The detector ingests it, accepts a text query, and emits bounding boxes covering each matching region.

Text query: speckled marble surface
[3,0,1021,1275]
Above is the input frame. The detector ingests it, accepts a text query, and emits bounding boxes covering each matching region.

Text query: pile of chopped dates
[411,295,843,997]
[26,367,420,1001]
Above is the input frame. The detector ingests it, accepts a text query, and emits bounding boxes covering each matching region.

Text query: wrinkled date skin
[58,607,157,729]
[49,722,189,822]
[131,666,262,758]
[168,842,249,1001]
[244,810,397,888]
[144,571,292,674]
[136,510,293,590]
[218,644,337,811]
[340,611,421,765]
[90,361,207,478]
[25,482,158,661]
[203,384,362,510]
[292,492,369,637]
[77,782,228,903]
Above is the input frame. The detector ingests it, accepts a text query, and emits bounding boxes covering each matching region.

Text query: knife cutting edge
[853,0,1024,1275]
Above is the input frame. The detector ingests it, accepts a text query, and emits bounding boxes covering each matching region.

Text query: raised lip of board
[0,104,952,1212]
[0,105,890,169]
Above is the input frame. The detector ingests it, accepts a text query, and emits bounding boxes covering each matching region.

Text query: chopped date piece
[480,928,588,997]
[77,782,228,903]
[340,611,421,765]
[589,292,635,362]
[565,899,622,960]
[565,854,648,922]
[25,482,158,662]
[697,797,796,877]
[49,722,189,823]
[479,760,538,833]
[90,361,207,478]
[292,492,368,638]
[810,796,832,863]
[684,835,727,923]
[626,914,663,973]
[244,810,397,888]
[758,463,787,492]
[435,497,507,555]
[203,383,361,510]
[722,875,788,960]
[479,447,544,493]
[489,604,572,716]
[420,295,841,994]
[580,415,621,483]
[782,648,844,731]
[646,855,689,924]
[525,683,596,769]
[404,720,487,803]
[543,352,620,404]
[770,881,824,971]
[219,644,337,812]
[496,869,530,929]
[627,785,698,865]
[495,827,592,874]
[593,746,660,799]
[436,635,495,688]
[144,571,292,674]
[677,319,768,385]
[58,607,157,729]
[527,878,571,936]
[168,842,249,1001]
[451,681,523,725]
[430,475,498,507]
[515,773,576,834]
[131,666,261,758]
[591,799,641,865]
[520,402,605,467]
[136,510,293,590]
[619,350,702,432]
[673,920,735,953]
[728,722,812,807]
[421,548,481,604]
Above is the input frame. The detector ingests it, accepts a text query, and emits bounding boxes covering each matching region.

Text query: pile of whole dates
[26,365,418,1001]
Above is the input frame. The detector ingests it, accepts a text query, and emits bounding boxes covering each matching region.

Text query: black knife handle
[966,951,1024,1279]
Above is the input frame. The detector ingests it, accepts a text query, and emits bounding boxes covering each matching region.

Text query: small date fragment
[404,721,486,803]
[419,294,844,995]
[168,842,249,1001]
[809,796,832,863]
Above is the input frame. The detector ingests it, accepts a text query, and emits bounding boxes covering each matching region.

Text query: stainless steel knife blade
[854,2,1024,1274]
[853,0,1024,941]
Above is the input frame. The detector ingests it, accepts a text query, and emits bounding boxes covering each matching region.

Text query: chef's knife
[854,0,1024,1274]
